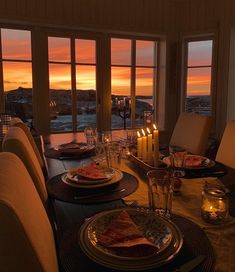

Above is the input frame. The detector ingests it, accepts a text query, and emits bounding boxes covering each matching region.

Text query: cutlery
[174,255,206,272]
[74,188,126,200]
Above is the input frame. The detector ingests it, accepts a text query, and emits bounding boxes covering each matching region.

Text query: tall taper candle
[141,129,147,162]
[137,131,143,158]
[146,127,153,164]
[153,124,159,167]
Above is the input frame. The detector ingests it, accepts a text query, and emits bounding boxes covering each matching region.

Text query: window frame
[47,32,98,132]
[0,26,33,117]
[110,35,159,129]
[181,35,216,117]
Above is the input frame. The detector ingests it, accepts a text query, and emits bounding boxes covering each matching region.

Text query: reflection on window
[75,39,96,130]
[111,38,157,129]
[185,39,213,115]
[1,28,32,123]
[135,68,154,127]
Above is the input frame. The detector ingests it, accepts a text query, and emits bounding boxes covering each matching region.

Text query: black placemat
[184,161,227,179]
[59,213,215,272]
[44,147,95,160]
[46,172,139,204]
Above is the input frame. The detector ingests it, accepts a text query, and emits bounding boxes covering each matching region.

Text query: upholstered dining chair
[170,112,212,155]
[216,120,235,169]
[2,127,48,205]
[10,117,45,169]
[0,152,59,272]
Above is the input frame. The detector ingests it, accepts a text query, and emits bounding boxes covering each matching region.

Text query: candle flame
[141,129,146,136]
[209,206,213,210]
[153,124,157,130]
[137,131,141,138]
[146,127,151,134]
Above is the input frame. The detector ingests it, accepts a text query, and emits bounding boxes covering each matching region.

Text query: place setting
[58,167,216,272]
[46,141,139,204]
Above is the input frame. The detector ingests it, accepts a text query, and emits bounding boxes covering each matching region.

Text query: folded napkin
[184,155,207,167]
[98,211,157,257]
[76,163,107,180]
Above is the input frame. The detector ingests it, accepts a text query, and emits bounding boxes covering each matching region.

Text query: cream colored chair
[170,112,212,155]
[0,152,59,272]
[2,127,48,205]
[10,117,45,168]
[216,120,235,169]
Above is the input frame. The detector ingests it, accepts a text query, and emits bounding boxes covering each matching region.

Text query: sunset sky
[1,29,212,96]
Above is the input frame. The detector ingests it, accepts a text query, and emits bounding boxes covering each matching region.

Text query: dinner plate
[66,167,115,185]
[61,168,123,189]
[163,155,215,170]
[79,208,183,271]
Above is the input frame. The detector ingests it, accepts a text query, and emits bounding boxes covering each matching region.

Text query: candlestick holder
[118,98,131,130]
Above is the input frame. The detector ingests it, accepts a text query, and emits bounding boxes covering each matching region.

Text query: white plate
[79,208,183,271]
[61,168,123,189]
[66,167,115,185]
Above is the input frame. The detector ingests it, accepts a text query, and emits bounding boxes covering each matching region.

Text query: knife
[73,188,126,200]
[174,255,206,272]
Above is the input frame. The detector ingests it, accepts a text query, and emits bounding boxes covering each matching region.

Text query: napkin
[184,155,207,167]
[98,211,157,256]
[76,163,107,180]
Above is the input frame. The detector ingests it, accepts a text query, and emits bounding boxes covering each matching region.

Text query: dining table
[41,131,235,272]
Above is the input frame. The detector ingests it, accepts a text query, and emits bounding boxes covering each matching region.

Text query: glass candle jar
[201,182,229,224]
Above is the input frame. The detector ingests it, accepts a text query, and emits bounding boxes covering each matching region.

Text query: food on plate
[97,210,157,257]
[59,142,82,149]
[76,163,107,180]
[184,155,207,167]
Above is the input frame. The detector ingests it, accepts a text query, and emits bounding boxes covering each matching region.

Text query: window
[0,28,32,123]
[184,39,213,115]
[48,36,96,132]
[111,38,157,129]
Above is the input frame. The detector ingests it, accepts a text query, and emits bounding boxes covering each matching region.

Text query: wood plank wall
[0,0,178,35]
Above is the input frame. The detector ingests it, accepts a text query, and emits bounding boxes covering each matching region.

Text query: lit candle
[146,127,153,165]
[153,124,159,167]
[141,129,147,162]
[137,131,143,158]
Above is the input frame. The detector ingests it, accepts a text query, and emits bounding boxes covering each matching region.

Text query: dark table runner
[47,172,139,204]
[59,213,215,272]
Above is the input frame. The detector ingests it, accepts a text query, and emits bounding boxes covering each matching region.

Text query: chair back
[10,117,44,168]
[0,152,58,272]
[216,120,235,169]
[2,127,48,204]
[170,112,212,155]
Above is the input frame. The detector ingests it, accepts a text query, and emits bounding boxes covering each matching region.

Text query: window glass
[76,65,96,130]
[185,40,213,115]
[49,64,72,131]
[1,29,32,123]
[75,39,96,64]
[136,40,155,66]
[1,29,31,60]
[111,38,131,65]
[48,37,70,62]
[188,40,212,66]
[135,68,154,127]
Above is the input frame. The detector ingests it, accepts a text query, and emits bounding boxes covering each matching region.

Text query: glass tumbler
[147,170,173,217]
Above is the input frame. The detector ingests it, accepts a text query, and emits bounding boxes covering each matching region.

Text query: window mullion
[131,40,136,128]
[0,31,4,112]
[71,38,77,132]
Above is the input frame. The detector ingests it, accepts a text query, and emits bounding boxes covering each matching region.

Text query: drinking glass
[105,142,123,169]
[147,170,173,217]
[169,145,187,178]
[84,127,96,145]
